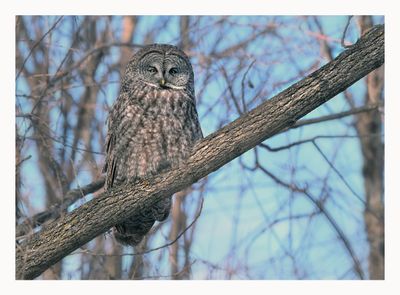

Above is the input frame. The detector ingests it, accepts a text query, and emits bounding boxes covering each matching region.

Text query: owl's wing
[103,93,141,188]
[103,102,122,188]
[103,117,117,188]
[190,100,204,141]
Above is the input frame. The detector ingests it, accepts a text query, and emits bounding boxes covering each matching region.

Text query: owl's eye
[147,66,157,73]
[169,67,179,75]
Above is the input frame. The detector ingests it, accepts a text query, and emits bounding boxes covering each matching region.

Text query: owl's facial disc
[139,51,190,90]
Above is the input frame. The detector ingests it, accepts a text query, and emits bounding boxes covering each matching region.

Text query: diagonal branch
[15,24,384,280]
[16,176,106,238]
[290,103,381,130]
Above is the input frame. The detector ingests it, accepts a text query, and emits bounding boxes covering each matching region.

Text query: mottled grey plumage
[103,44,203,246]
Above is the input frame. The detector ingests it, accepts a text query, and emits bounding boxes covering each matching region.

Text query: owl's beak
[159,79,166,87]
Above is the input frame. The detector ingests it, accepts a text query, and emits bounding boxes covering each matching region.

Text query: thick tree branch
[16,24,384,280]
[16,176,106,238]
[17,103,380,236]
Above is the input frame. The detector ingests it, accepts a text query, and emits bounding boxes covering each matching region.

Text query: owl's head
[123,44,194,92]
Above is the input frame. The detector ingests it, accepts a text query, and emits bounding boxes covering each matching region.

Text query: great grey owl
[103,44,203,246]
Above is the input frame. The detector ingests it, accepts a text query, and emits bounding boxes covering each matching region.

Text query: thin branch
[16,155,32,168]
[48,42,143,85]
[312,141,364,204]
[291,103,381,130]
[260,134,361,152]
[16,16,64,80]
[24,135,104,155]
[220,66,242,115]
[260,134,383,220]
[255,162,365,279]
[240,59,256,113]
[341,16,354,48]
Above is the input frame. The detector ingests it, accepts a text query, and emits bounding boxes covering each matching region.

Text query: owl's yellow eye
[147,66,157,73]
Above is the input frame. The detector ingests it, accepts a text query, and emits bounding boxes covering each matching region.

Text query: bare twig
[240,59,256,113]
[255,162,365,279]
[16,16,64,80]
[291,103,381,129]
[312,141,364,204]
[341,16,354,48]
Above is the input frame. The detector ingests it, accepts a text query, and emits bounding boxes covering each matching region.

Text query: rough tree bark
[15,24,384,280]
[357,17,385,279]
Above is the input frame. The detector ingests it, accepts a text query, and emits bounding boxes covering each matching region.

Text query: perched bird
[103,44,203,246]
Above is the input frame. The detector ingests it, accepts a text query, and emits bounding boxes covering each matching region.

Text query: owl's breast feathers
[103,43,201,246]
[104,85,202,189]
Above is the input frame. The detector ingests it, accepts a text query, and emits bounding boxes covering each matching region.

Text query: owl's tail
[113,197,172,246]
[114,222,153,246]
